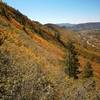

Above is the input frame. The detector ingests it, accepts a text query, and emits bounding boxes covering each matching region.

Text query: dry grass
[0,2,100,99]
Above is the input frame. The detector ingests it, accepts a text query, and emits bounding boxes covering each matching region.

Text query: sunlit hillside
[0,2,100,100]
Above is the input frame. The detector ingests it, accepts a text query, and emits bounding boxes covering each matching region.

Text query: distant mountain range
[57,23,75,27]
[57,22,100,30]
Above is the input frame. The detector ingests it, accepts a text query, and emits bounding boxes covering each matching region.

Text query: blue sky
[4,0,100,24]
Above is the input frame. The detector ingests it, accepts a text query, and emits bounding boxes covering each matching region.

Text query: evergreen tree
[83,62,93,78]
[65,41,80,79]
[55,32,60,41]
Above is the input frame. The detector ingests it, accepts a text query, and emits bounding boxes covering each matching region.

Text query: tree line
[65,41,94,79]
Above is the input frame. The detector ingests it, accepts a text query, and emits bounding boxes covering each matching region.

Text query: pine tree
[83,62,93,78]
[65,41,80,79]
[55,32,60,41]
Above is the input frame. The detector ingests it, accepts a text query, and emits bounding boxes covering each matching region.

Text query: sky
[4,0,100,24]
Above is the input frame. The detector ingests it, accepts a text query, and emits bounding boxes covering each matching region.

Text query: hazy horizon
[4,0,100,24]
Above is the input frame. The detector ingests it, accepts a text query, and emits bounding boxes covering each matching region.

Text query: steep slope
[0,2,100,100]
[0,2,66,99]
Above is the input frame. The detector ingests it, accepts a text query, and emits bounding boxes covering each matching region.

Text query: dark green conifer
[65,41,80,79]
[83,62,93,78]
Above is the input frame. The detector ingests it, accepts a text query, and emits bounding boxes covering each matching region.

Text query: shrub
[0,33,4,45]
[83,62,93,78]
[14,10,26,25]
[55,32,60,41]
[0,52,23,99]
[0,7,10,20]
[65,41,80,79]
[32,73,56,100]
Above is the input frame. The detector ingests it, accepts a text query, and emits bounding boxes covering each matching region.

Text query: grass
[0,2,100,99]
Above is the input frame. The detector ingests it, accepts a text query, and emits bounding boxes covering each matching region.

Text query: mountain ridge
[56,22,100,30]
